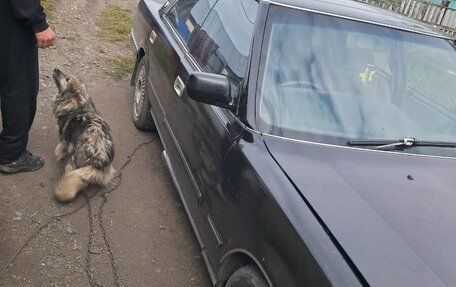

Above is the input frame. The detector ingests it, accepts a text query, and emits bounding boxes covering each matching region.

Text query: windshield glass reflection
[258,6,456,148]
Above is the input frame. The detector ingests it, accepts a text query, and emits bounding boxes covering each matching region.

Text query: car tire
[132,56,156,131]
[225,264,268,287]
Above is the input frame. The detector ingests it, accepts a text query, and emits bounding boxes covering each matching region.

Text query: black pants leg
[0,24,39,163]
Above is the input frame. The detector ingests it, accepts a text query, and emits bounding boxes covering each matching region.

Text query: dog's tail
[54,165,115,202]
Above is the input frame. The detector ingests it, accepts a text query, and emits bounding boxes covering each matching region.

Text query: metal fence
[358,0,456,36]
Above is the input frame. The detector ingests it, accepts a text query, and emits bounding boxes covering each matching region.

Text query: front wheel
[225,264,268,287]
[132,56,156,131]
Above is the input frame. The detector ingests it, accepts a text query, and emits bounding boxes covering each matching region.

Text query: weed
[105,54,134,80]
[41,0,54,12]
[97,5,132,43]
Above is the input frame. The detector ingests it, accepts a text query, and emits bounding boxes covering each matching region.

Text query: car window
[405,44,456,111]
[166,0,217,45]
[257,6,456,150]
[189,0,258,86]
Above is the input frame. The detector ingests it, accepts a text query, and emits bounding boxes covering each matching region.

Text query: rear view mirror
[186,72,234,110]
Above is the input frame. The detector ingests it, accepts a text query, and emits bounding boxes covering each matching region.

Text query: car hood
[263,135,456,287]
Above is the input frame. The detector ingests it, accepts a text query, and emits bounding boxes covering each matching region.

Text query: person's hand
[35,27,55,49]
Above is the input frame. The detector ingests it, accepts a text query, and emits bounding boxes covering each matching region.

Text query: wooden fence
[358,0,456,36]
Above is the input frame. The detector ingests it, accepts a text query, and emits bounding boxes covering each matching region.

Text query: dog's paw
[55,143,67,161]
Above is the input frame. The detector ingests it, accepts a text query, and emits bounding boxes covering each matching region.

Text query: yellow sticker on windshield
[359,66,376,84]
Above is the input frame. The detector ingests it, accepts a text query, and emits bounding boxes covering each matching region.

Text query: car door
[160,0,258,271]
[144,0,220,275]
[185,0,259,262]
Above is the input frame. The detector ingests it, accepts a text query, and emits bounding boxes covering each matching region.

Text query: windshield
[257,6,456,152]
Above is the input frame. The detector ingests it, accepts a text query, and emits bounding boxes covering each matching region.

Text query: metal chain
[84,138,157,287]
[84,194,99,287]
[98,194,121,286]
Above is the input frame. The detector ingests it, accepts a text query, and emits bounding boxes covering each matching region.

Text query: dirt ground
[0,0,212,286]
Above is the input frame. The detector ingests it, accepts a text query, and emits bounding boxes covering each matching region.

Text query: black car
[130,0,456,286]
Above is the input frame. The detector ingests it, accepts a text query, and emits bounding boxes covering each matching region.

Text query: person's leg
[0,21,43,172]
[0,44,38,162]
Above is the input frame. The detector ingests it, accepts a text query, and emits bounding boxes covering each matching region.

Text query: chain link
[83,138,156,287]
[84,194,100,287]
[99,194,121,286]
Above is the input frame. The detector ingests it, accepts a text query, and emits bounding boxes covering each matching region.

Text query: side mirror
[186,72,234,111]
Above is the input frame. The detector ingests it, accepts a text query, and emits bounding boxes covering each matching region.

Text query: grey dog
[52,68,115,202]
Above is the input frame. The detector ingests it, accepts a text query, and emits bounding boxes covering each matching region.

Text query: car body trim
[161,16,202,70]
[201,247,219,285]
[207,215,223,247]
[265,0,453,39]
[162,150,219,285]
[163,117,203,202]
[243,123,262,135]
[130,29,139,55]
[262,133,456,160]
[149,29,157,45]
[149,108,167,150]
[159,0,175,15]
[147,77,166,116]
[162,150,202,242]
[220,249,273,287]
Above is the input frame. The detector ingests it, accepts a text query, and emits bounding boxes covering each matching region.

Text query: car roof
[266,0,451,38]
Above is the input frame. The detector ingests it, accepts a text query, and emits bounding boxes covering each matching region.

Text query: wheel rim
[134,64,146,119]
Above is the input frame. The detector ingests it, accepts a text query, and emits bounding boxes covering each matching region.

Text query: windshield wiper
[347,138,456,150]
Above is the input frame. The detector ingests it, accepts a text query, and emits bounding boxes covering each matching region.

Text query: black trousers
[0,4,39,163]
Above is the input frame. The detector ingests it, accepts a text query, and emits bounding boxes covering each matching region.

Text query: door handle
[173,76,185,97]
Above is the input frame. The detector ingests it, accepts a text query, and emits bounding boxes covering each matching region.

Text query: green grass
[96,5,132,43]
[41,0,54,12]
[96,5,135,80]
[97,5,134,80]
[106,55,134,80]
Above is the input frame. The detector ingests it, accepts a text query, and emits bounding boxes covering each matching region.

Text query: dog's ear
[61,77,80,95]
[65,80,75,92]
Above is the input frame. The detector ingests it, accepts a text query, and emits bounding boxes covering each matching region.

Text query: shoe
[0,150,45,173]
